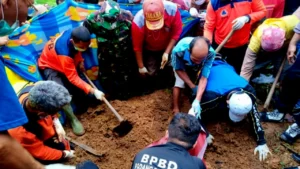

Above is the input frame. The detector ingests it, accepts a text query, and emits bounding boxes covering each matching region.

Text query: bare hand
[287,44,297,64]
[0,36,9,46]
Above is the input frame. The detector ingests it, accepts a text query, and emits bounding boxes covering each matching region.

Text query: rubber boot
[62,104,85,136]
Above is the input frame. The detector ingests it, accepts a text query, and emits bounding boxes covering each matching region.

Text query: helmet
[261,27,285,52]
[228,92,252,122]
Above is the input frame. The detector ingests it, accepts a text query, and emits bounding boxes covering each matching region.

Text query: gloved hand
[189,7,199,17]
[232,16,249,30]
[206,134,214,145]
[160,53,169,69]
[139,67,149,74]
[191,86,198,96]
[189,99,202,119]
[45,164,75,169]
[53,117,66,142]
[94,89,105,101]
[254,144,271,161]
[63,150,75,159]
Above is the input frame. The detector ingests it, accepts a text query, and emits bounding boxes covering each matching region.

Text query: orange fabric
[8,126,64,161]
[38,37,92,94]
[204,0,266,48]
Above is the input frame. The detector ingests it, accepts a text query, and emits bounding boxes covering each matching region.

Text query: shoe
[280,123,300,144]
[292,153,300,163]
[260,109,284,122]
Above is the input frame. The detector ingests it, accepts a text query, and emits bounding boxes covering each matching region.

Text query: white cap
[228,92,252,122]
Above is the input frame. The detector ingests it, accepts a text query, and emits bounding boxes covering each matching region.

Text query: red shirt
[263,0,285,18]
[132,1,182,52]
[204,0,266,48]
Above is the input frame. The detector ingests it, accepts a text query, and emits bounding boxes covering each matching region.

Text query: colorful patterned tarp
[1,0,199,82]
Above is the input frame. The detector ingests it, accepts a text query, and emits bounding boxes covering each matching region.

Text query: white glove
[94,89,105,101]
[53,118,66,142]
[45,164,76,169]
[160,53,169,69]
[139,67,149,74]
[199,12,206,19]
[189,7,199,17]
[63,150,75,159]
[206,134,214,145]
[232,16,249,30]
[254,144,271,161]
[190,99,202,119]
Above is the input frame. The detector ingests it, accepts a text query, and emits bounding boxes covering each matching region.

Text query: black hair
[83,0,99,4]
[168,113,201,149]
[71,26,91,43]
[189,36,211,53]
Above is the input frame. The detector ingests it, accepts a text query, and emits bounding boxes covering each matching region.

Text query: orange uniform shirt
[204,0,266,48]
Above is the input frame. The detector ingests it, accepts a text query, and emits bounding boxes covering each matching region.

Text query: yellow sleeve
[248,26,264,53]
[281,15,300,40]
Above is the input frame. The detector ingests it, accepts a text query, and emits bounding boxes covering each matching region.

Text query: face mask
[0,0,19,36]
[194,0,205,5]
[74,46,86,52]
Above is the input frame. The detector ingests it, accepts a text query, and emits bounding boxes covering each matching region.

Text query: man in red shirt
[131,0,182,89]
[204,0,266,73]
[38,26,104,136]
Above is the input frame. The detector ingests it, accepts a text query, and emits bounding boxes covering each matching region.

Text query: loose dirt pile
[66,90,300,169]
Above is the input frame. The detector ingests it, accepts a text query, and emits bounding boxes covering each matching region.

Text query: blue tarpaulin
[1,0,199,82]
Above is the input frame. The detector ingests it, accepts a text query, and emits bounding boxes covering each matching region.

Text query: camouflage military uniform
[84,0,138,100]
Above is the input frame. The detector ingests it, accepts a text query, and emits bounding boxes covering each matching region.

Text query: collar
[183,49,194,66]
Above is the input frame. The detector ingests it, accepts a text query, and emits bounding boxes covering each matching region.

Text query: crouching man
[190,58,271,161]
[131,113,206,169]
[9,81,75,163]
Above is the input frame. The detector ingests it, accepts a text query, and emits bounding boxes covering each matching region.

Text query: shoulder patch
[133,10,145,28]
[220,9,228,17]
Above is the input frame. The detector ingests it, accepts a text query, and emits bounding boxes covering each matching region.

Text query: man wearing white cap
[189,58,271,161]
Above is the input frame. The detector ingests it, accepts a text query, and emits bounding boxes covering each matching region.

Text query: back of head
[168,113,201,149]
[261,27,285,52]
[71,26,91,43]
[189,37,210,63]
[28,81,71,114]
[228,92,253,122]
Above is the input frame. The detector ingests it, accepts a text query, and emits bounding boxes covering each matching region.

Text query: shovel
[65,136,103,157]
[215,29,235,53]
[83,73,133,137]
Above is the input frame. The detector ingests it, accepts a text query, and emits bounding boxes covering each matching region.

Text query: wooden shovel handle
[83,73,124,122]
[215,29,235,53]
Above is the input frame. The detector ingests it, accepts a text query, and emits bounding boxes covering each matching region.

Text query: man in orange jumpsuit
[38,26,105,135]
[204,0,266,73]
[9,81,75,163]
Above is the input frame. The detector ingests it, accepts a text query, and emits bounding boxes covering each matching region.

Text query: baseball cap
[261,27,286,52]
[143,0,164,30]
[228,92,252,122]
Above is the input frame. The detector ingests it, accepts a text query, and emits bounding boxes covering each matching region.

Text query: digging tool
[215,29,235,53]
[263,57,287,110]
[83,73,133,136]
[65,136,103,157]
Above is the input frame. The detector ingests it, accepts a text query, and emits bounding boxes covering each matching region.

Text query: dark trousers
[40,68,94,114]
[212,42,248,73]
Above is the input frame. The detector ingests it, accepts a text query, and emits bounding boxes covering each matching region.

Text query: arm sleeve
[247,104,266,145]
[272,0,285,18]
[204,3,216,43]
[294,22,300,34]
[249,0,267,23]
[131,22,144,52]
[240,48,258,81]
[201,48,216,78]
[171,9,183,41]
[171,52,186,71]
[8,127,64,161]
[58,56,91,94]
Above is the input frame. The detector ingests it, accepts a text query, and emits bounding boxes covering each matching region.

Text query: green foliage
[35,0,56,6]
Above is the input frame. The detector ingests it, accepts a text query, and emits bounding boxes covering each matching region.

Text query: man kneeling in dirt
[9,81,75,163]
[189,58,271,161]
[131,113,206,169]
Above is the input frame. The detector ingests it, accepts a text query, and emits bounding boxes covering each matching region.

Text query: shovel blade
[113,120,133,137]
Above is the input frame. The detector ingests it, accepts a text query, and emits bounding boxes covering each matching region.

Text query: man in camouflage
[84,0,138,100]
